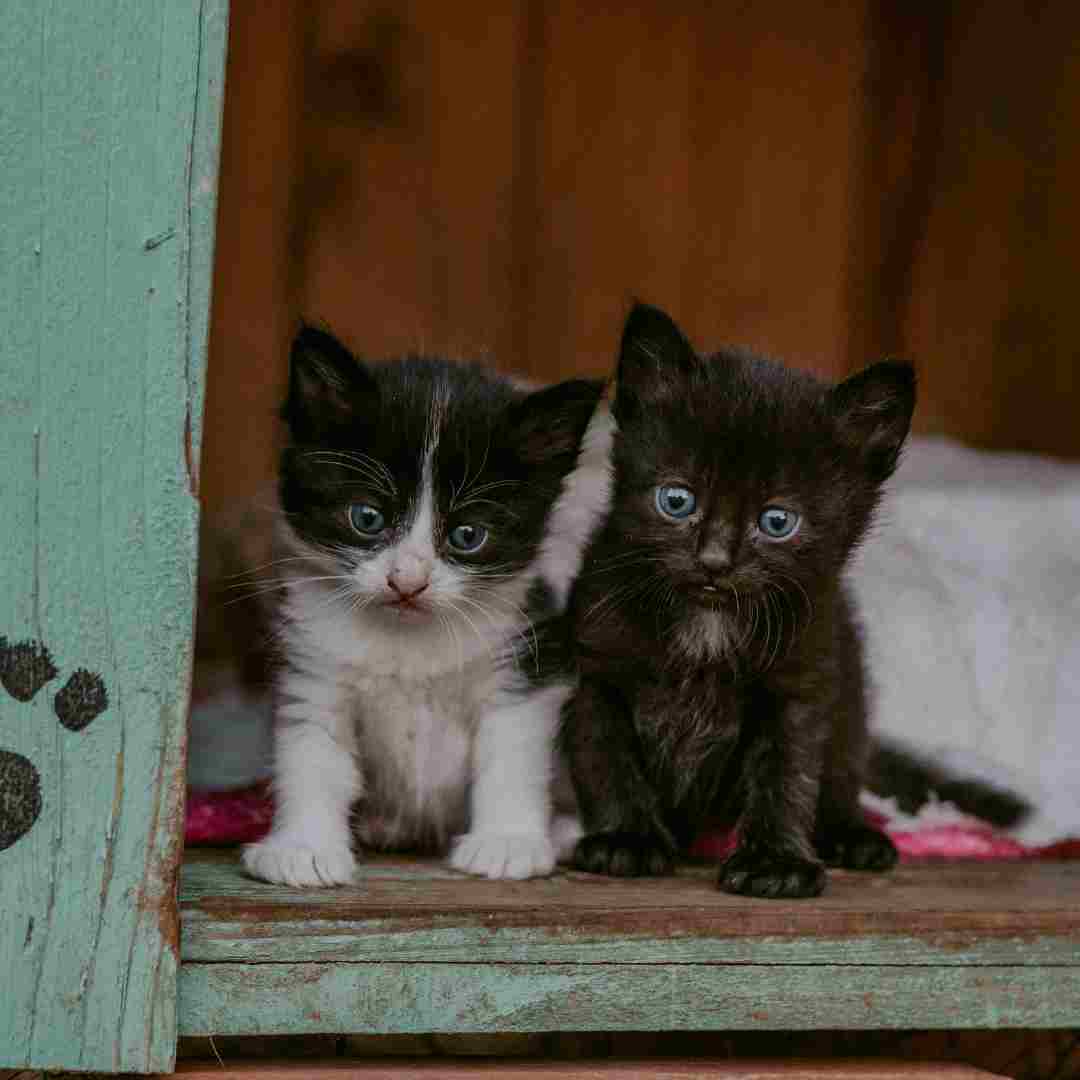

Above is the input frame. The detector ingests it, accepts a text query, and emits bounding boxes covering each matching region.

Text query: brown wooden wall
[201,0,1080,517]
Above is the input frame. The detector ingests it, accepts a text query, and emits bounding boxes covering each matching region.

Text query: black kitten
[560,303,915,898]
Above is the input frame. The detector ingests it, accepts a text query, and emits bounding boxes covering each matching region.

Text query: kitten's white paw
[242,836,357,887]
[449,831,556,880]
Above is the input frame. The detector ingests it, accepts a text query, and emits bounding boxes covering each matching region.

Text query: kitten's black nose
[698,548,732,575]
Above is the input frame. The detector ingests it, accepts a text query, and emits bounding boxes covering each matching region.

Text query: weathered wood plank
[180,852,1080,967]
[171,1028,1080,1078]
[0,1050,1027,1078]
[298,1,524,364]
[170,1060,1008,1079]
[518,2,697,382]
[842,3,947,372]
[179,960,1080,1035]
[683,2,870,379]
[201,0,308,520]
[0,0,228,1072]
[903,2,1080,456]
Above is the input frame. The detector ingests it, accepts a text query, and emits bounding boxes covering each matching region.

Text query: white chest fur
[276,575,520,850]
[350,661,480,848]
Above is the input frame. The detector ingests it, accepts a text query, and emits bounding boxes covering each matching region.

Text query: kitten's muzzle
[695,586,736,609]
[383,577,432,616]
[387,577,430,602]
[682,558,745,607]
[685,576,737,609]
[698,547,733,575]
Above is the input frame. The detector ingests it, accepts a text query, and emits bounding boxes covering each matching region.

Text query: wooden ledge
[178,851,1080,1036]
[171,1060,1007,1079]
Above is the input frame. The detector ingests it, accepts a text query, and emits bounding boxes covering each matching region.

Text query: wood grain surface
[170,1059,1008,1078]
[181,851,1080,967]
[0,0,228,1071]
[200,2,1080,526]
[179,853,1080,1036]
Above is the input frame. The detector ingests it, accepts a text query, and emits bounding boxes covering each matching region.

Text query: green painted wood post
[0,1,228,1072]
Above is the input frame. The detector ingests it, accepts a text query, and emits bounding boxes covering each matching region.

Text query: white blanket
[852,436,1080,842]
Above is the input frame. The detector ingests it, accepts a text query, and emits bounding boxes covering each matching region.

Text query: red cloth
[186,782,274,845]
[688,810,1078,862]
[185,785,1080,859]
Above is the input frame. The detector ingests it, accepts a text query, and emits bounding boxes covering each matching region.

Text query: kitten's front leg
[564,676,676,877]
[449,681,569,880]
[242,670,360,888]
[718,695,826,899]
[814,654,898,872]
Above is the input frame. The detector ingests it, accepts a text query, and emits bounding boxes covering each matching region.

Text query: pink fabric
[185,785,1080,859]
[185,783,273,845]
[688,809,1077,862]
[688,823,1034,861]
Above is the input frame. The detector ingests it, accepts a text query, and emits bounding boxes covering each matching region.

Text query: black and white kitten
[560,303,915,898]
[242,327,605,886]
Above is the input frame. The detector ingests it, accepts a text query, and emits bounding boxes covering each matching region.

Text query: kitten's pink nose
[388,552,432,600]
[388,576,429,602]
[698,547,732,575]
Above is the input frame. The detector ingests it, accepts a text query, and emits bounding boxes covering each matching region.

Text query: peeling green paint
[178,853,1080,1034]
[179,961,1080,1036]
[0,1,228,1072]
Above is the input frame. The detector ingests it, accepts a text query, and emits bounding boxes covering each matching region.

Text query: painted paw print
[0,636,108,852]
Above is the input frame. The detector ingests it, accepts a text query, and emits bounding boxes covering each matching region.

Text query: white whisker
[303,450,397,497]
[438,596,493,660]
[466,588,539,670]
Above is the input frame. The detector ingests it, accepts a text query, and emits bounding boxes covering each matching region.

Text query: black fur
[867,739,1031,829]
[280,324,604,592]
[560,303,916,898]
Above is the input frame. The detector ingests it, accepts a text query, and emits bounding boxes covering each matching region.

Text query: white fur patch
[449,679,573,880]
[539,405,614,610]
[859,789,979,832]
[242,711,360,886]
[853,435,1080,844]
[675,608,736,662]
[450,832,556,880]
[243,834,357,888]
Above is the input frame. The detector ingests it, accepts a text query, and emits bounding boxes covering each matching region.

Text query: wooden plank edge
[171,1060,1007,1079]
[178,962,1080,1036]
[178,917,1080,967]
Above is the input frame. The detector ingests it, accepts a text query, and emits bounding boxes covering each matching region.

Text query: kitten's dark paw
[818,824,898,872]
[718,847,826,899]
[573,830,674,877]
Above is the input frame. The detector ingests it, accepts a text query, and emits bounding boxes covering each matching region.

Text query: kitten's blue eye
[758,506,800,539]
[448,523,488,553]
[349,503,386,535]
[655,485,696,519]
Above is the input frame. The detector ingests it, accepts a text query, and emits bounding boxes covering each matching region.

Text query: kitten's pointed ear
[282,324,377,442]
[614,303,697,419]
[508,378,606,473]
[831,361,916,481]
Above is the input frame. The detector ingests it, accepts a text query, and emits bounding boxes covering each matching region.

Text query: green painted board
[179,961,1080,1035]
[181,852,1080,968]
[179,853,1080,1033]
[0,0,228,1072]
